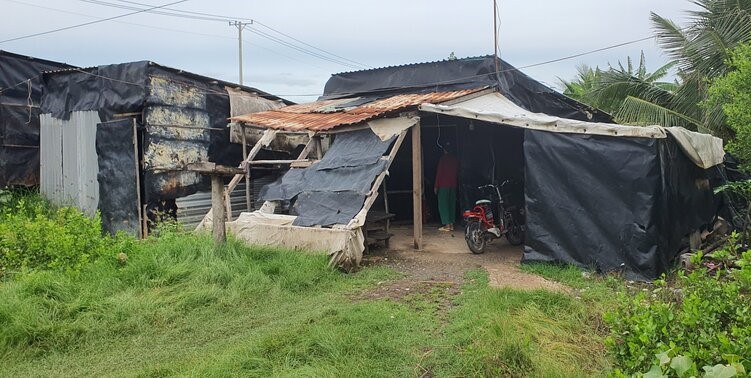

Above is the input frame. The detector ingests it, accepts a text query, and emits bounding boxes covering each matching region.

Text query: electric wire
[109,0,371,68]
[1,0,332,73]
[0,0,188,44]
[75,0,369,69]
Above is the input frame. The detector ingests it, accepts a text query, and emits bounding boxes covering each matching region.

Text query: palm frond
[615,96,704,130]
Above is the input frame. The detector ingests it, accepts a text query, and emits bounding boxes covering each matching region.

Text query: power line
[109,0,370,68]
[0,0,188,44]
[76,0,369,69]
[253,20,372,69]
[246,27,363,70]
[1,0,333,73]
[517,35,656,70]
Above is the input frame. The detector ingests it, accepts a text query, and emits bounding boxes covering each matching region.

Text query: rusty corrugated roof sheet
[230,88,484,131]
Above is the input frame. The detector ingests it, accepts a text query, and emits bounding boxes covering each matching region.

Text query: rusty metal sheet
[230,88,483,132]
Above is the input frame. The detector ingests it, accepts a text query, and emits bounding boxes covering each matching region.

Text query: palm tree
[611,0,751,136]
[559,64,610,112]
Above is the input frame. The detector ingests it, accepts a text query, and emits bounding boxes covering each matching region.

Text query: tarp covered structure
[0,51,74,187]
[40,61,288,235]
[229,55,725,279]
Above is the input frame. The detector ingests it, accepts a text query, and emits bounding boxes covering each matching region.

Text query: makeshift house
[39,61,290,236]
[0,50,74,187]
[213,56,724,280]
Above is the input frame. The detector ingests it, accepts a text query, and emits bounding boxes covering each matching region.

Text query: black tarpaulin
[322,56,611,123]
[41,61,149,120]
[96,119,140,236]
[259,129,393,227]
[292,191,367,227]
[0,51,73,187]
[521,130,717,280]
[314,129,395,170]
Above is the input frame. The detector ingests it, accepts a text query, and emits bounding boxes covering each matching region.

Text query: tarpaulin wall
[0,51,73,187]
[96,118,140,236]
[40,61,286,235]
[522,130,716,280]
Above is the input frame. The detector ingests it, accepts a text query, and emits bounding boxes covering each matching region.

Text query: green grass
[1,226,620,377]
[427,267,618,377]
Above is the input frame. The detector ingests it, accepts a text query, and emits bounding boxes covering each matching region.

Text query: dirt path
[363,225,567,292]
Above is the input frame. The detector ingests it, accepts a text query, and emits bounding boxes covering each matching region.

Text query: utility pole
[229,20,252,85]
[493,0,500,74]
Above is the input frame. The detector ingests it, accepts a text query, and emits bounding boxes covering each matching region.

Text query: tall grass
[428,267,618,377]
[1,192,621,376]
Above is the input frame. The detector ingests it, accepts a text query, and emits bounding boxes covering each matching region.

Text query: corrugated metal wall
[39,111,101,215]
[176,182,247,229]
[175,174,280,229]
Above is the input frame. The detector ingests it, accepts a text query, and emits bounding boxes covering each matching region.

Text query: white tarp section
[665,127,726,169]
[368,116,419,141]
[225,211,365,269]
[419,92,725,168]
[226,86,286,117]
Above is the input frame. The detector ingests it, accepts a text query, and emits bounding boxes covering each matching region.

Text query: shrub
[605,236,751,374]
[0,191,123,273]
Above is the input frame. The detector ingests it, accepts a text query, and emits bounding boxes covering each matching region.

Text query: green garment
[437,187,457,225]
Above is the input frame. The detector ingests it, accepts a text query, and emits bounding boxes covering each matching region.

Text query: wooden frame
[412,120,423,250]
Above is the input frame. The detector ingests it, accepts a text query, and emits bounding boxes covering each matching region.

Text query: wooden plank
[295,134,318,160]
[186,162,244,175]
[226,129,276,194]
[132,119,143,239]
[412,121,423,250]
[224,129,277,219]
[211,176,226,245]
[246,159,303,165]
[314,136,323,159]
[350,129,409,226]
[242,124,251,212]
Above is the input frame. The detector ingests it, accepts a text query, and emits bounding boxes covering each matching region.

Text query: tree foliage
[562,0,751,137]
[707,42,751,171]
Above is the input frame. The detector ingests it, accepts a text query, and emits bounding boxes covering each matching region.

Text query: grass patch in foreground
[1,232,432,377]
[425,268,619,377]
[2,228,621,377]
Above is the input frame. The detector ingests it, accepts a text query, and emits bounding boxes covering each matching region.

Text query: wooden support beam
[132,119,143,239]
[224,129,277,220]
[295,134,319,161]
[314,136,323,159]
[412,122,423,250]
[350,130,409,227]
[242,124,251,212]
[211,175,226,245]
[246,159,304,165]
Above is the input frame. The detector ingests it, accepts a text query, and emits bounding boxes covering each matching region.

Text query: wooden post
[211,175,226,245]
[412,121,423,250]
[242,124,251,212]
[187,162,243,243]
[132,119,143,239]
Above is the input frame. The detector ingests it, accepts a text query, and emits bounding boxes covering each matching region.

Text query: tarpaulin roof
[323,55,613,123]
[230,88,484,132]
[419,92,725,169]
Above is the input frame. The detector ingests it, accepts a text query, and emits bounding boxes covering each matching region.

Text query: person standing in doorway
[434,142,458,232]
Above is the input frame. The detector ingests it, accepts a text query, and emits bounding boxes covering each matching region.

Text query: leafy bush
[0,190,124,273]
[605,236,751,374]
[707,42,751,171]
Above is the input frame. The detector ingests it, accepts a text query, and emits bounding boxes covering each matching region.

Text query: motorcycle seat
[475,199,492,205]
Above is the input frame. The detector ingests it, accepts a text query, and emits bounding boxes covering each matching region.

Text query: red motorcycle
[463,180,525,254]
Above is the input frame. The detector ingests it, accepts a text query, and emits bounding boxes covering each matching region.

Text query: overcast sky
[1,0,698,103]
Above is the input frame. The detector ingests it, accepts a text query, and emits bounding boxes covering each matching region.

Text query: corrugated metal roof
[230,88,483,132]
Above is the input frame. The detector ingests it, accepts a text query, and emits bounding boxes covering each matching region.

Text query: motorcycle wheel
[465,221,486,254]
[505,223,525,246]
